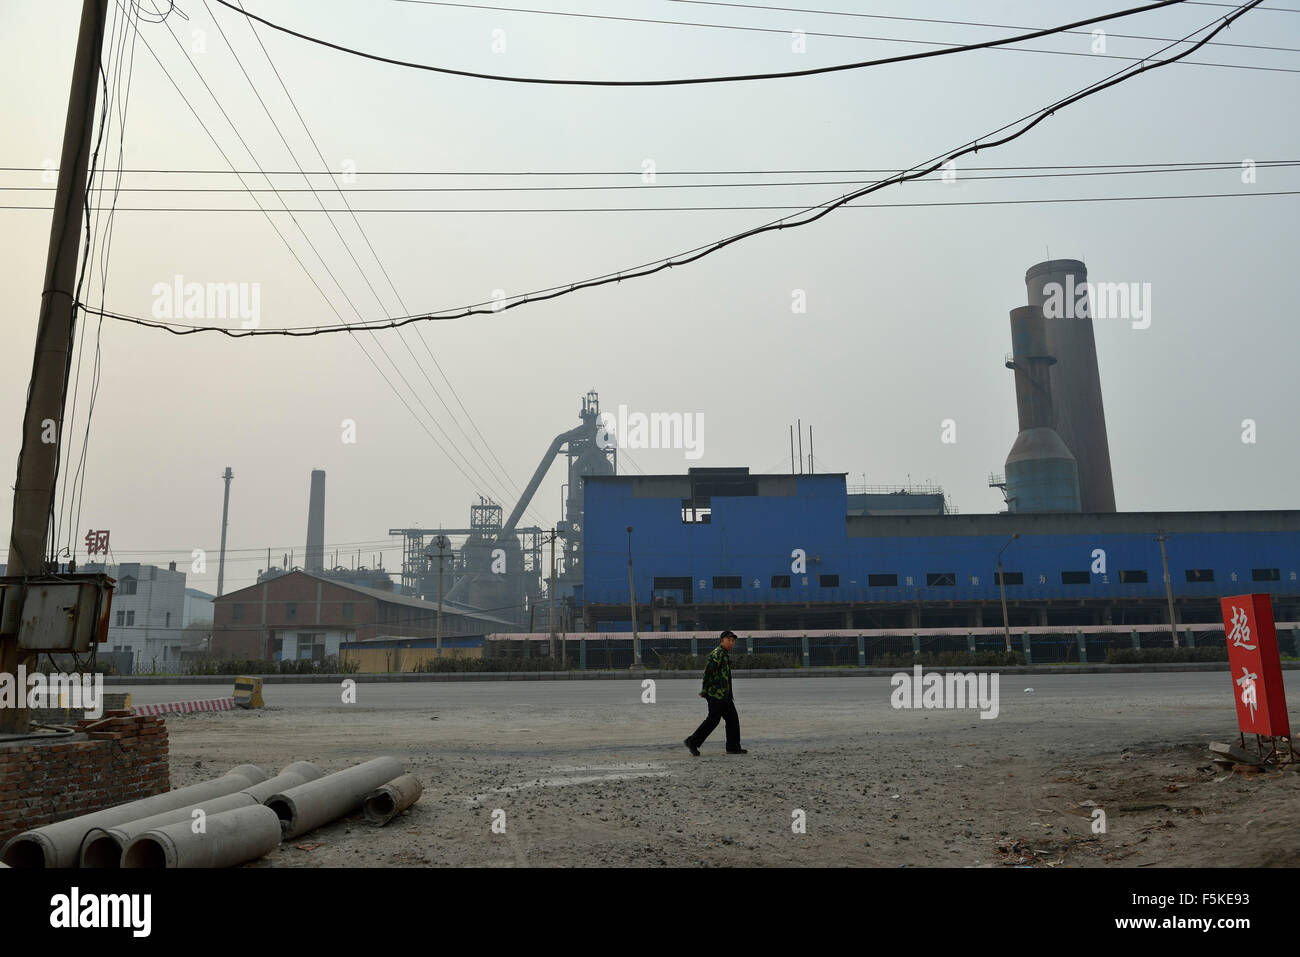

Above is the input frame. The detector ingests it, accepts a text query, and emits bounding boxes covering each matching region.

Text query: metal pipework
[0,764,267,868]
[363,774,423,826]
[266,756,403,840]
[121,804,282,868]
[79,761,325,868]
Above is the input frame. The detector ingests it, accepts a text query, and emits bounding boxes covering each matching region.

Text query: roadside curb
[132,697,238,715]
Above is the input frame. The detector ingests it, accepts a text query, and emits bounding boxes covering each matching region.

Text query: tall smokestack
[305,469,325,573]
[1004,306,1080,513]
[1024,259,1116,512]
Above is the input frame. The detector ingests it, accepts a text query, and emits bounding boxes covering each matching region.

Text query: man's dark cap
[720,630,737,640]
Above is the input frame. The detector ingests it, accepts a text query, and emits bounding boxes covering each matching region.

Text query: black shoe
[684,738,700,756]
[726,748,748,754]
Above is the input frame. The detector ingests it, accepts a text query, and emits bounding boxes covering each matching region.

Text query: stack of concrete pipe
[0,764,268,868]
[80,760,326,868]
[1,756,421,869]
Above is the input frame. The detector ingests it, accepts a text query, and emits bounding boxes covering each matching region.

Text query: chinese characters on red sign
[1219,593,1290,738]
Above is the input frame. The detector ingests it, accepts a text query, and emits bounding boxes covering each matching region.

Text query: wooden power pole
[1,0,109,735]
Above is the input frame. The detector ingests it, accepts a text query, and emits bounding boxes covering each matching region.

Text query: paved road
[116,670,1288,709]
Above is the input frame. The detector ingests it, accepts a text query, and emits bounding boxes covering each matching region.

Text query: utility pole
[1,0,110,735]
[997,533,1019,653]
[217,468,233,596]
[435,535,448,656]
[548,528,557,660]
[1157,530,1179,648]
[627,525,642,668]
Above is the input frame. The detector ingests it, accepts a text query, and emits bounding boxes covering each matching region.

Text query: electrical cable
[197,0,537,524]
[229,0,544,526]
[123,16,530,513]
[5,159,1291,176]
[662,0,1300,54]
[17,188,1297,213]
[8,160,1297,192]
[70,0,1277,339]
[210,0,1197,85]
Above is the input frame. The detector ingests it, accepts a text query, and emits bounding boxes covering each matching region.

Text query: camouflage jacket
[700,645,733,700]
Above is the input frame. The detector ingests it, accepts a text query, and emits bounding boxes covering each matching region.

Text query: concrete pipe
[266,756,403,840]
[0,764,267,868]
[363,774,423,826]
[79,761,325,868]
[239,760,324,804]
[81,792,254,868]
[121,804,282,868]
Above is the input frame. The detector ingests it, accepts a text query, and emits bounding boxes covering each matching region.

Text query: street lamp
[997,533,1019,653]
[627,525,642,669]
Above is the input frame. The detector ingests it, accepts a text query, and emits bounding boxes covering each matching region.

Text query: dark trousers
[688,696,741,751]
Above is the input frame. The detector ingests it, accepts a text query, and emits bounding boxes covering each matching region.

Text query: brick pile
[0,712,170,847]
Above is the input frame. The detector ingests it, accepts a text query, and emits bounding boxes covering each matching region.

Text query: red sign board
[1219,593,1290,738]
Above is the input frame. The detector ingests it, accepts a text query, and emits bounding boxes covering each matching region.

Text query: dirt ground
[155,692,1300,868]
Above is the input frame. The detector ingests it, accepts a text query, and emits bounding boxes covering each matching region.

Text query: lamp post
[627,525,642,669]
[997,533,1019,653]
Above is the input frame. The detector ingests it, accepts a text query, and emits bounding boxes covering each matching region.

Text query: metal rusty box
[0,574,114,652]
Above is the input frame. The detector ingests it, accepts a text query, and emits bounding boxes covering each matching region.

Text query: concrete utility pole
[1,0,109,735]
[998,533,1019,653]
[216,467,233,597]
[435,535,448,656]
[548,529,557,660]
[627,526,642,668]
[1157,530,1179,649]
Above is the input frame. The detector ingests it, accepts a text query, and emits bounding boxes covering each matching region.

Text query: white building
[85,562,197,672]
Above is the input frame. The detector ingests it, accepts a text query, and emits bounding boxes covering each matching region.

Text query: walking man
[684,630,747,755]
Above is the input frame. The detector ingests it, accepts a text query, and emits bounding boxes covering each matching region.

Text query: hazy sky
[2,0,1297,596]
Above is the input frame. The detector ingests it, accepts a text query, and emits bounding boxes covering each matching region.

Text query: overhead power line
[77,0,1272,338]
[211,0,1195,85]
[662,0,1300,52]
[195,0,542,525]
[381,0,1300,76]
[13,189,1298,213]
[8,160,1298,192]
[5,159,1292,176]
[123,11,538,516]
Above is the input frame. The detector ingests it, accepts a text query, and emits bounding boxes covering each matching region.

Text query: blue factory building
[579,468,1300,633]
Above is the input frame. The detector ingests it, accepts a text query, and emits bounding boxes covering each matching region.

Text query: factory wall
[582,474,1300,608]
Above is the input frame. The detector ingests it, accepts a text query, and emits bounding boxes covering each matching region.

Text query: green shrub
[655,653,798,670]
[184,656,360,675]
[870,650,1026,667]
[412,655,565,673]
[1104,646,1227,664]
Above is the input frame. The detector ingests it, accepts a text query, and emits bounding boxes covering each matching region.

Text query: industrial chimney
[305,469,325,573]
[1024,260,1116,512]
[1004,306,1081,513]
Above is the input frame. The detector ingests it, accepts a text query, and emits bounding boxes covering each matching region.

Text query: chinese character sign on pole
[84,529,110,556]
[1219,593,1290,738]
